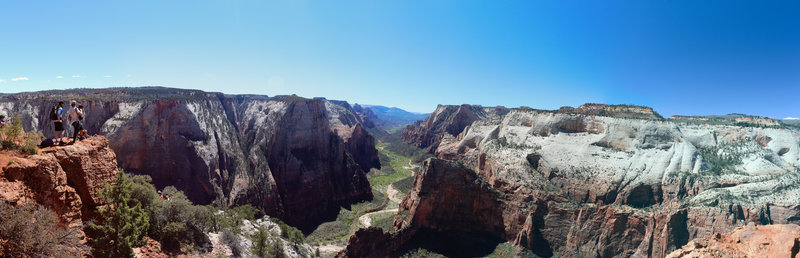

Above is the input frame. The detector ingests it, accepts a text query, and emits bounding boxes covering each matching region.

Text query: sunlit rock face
[0,136,118,250]
[341,103,800,257]
[0,88,380,231]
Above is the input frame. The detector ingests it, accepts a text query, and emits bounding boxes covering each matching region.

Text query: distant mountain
[783,118,800,125]
[354,104,428,131]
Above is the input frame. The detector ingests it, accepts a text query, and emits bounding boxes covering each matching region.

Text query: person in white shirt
[67,101,84,144]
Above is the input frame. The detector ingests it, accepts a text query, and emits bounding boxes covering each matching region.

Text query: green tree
[288,228,305,249]
[251,226,270,257]
[272,218,305,249]
[148,186,211,252]
[87,172,150,257]
[268,240,286,258]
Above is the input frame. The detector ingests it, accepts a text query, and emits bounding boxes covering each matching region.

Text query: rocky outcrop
[0,136,118,237]
[259,99,373,229]
[670,114,784,127]
[342,103,800,257]
[572,103,664,120]
[352,104,377,129]
[402,104,506,152]
[0,88,380,231]
[666,224,800,258]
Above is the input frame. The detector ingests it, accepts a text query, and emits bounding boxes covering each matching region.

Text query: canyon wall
[0,88,380,231]
[342,104,800,257]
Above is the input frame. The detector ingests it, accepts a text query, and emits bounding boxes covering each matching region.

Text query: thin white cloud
[71,75,85,78]
[0,79,5,83]
[785,117,799,120]
[56,75,64,79]
[104,75,112,78]
[11,77,29,81]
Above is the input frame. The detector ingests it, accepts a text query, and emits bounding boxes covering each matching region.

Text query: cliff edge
[0,136,118,241]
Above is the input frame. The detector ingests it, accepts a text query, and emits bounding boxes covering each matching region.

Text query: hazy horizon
[2,1,799,118]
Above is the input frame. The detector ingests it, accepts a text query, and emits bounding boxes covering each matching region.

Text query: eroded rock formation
[341,103,800,257]
[0,136,118,237]
[0,88,380,231]
[666,224,800,258]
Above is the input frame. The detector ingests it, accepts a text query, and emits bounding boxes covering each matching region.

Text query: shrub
[231,204,260,222]
[250,226,270,257]
[267,240,286,258]
[221,229,243,257]
[0,201,82,257]
[0,115,42,155]
[271,217,305,249]
[147,186,211,252]
[87,172,150,257]
[129,174,158,211]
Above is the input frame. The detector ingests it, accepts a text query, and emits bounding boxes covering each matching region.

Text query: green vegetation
[400,248,447,258]
[0,201,83,257]
[221,230,243,257]
[91,172,307,256]
[272,217,306,248]
[379,130,432,162]
[369,142,415,191]
[0,115,42,155]
[251,226,271,257]
[697,145,745,176]
[391,176,416,196]
[267,240,286,258]
[308,137,424,247]
[369,212,397,232]
[484,242,540,258]
[87,172,150,257]
[306,189,387,243]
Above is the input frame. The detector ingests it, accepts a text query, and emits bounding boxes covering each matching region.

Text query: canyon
[0,87,380,231]
[3,88,800,257]
[342,103,800,257]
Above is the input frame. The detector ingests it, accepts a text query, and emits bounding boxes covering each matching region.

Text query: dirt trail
[317,244,345,255]
[386,184,403,204]
[358,208,399,227]
[321,154,418,253]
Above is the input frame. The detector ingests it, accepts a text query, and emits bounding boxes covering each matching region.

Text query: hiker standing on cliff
[52,101,65,145]
[67,101,83,144]
[77,104,87,139]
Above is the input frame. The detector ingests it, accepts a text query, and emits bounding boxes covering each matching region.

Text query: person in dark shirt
[54,101,65,145]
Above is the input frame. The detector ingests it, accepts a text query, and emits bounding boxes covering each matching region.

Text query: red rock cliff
[341,104,800,257]
[0,136,118,237]
[0,88,381,232]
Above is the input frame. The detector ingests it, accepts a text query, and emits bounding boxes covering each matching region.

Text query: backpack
[49,106,58,120]
[39,138,54,148]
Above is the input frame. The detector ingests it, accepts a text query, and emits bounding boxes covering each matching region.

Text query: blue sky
[1,1,798,118]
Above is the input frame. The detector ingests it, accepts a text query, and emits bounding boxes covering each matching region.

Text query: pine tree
[87,171,150,257]
[268,240,286,258]
[251,226,270,257]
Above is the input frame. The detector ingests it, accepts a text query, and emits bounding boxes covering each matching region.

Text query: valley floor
[309,140,538,258]
[310,141,416,257]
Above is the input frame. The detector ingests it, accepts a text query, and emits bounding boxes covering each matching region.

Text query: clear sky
[1,1,798,118]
